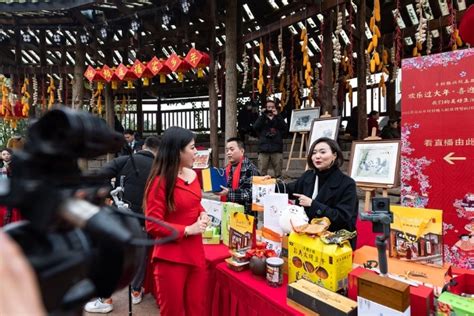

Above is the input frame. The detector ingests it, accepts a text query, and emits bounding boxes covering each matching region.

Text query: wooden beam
[0,0,95,13]
[224,0,238,141]
[0,17,75,26]
[357,0,368,140]
[0,65,75,75]
[208,0,219,167]
[241,0,340,43]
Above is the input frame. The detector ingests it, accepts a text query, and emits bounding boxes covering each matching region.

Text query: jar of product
[266,257,284,287]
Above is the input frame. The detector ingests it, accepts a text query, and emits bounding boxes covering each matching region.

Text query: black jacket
[98,150,154,214]
[279,168,358,247]
[253,114,287,153]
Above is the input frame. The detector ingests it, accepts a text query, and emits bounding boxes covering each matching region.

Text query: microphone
[185,181,190,185]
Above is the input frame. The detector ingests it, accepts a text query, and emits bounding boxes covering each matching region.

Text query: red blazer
[145,175,205,268]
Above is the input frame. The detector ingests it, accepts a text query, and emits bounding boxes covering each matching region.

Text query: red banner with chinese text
[401,49,474,269]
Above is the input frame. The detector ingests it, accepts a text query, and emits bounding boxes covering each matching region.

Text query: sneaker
[84,298,113,313]
[131,288,144,305]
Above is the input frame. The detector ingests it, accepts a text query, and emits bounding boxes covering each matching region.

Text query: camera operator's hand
[184,217,209,236]
[0,231,46,316]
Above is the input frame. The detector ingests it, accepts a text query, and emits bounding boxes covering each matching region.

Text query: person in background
[120,129,144,156]
[253,99,287,178]
[273,137,358,248]
[83,136,160,314]
[367,110,380,136]
[345,106,359,139]
[144,127,209,316]
[215,137,260,215]
[381,119,401,139]
[0,148,12,178]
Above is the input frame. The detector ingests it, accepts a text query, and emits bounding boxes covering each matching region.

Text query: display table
[211,262,304,316]
[203,244,232,313]
[354,246,450,287]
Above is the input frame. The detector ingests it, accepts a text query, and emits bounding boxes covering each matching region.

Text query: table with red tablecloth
[211,262,304,316]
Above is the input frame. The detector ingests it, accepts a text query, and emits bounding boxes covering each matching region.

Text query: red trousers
[153,260,207,316]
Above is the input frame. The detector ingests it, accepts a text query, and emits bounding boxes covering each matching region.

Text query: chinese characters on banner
[401,49,474,269]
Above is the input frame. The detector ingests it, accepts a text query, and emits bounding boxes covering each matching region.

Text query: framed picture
[348,140,401,187]
[193,149,211,169]
[308,116,341,152]
[289,107,321,133]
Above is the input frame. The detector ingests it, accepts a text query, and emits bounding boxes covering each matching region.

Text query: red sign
[401,49,474,269]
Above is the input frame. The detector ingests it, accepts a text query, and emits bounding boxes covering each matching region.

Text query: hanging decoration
[448,0,463,50]
[131,59,146,85]
[47,76,56,109]
[141,56,160,86]
[32,75,38,107]
[57,77,63,104]
[277,30,286,78]
[367,0,381,74]
[290,36,301,109]
[185,48,210,78]
[0,77,12,118]
[333,10,343,97]
[413,0,427,56]
[391,0,403,83]
[20,78,30,117]
[341,50,353,105]
[165,53,192,82]
[257,40,265,93]
[241,50,250,89]
[93,83,104,115]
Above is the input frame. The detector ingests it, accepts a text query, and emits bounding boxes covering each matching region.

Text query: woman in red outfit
[144,127,209,316]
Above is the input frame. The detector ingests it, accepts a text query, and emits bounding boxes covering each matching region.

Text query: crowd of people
[0,101,398,315]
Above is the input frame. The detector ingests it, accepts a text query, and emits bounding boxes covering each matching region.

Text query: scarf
[220,158,243,202]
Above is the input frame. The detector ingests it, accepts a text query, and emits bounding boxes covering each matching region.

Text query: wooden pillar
[208,0,219,167]
[321,10,334,114]
[224,0,238,140]
[386,79,397,118]
[72,40,85,109]
[356,0,368,139]
[136,80,144,137]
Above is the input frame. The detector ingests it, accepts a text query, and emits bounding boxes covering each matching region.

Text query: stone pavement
[83,287,159,316]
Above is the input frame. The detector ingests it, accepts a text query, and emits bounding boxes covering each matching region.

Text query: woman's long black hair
[144,127,195,212]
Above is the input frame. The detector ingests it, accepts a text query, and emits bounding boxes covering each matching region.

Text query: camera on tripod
[0,106,175,314]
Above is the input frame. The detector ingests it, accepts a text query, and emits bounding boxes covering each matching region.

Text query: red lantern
[185,48,210,78]
[115,63,139,89]
[165,53,191,82]
[141,56,160,86]
[155,59,171,84]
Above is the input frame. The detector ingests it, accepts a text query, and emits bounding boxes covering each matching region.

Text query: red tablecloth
[211,262,304,316]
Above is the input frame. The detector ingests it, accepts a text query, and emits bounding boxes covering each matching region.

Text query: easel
[358,127,392,212]
[285,111,333,171]
[286,132,308,171]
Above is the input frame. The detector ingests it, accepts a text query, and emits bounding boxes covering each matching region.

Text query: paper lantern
[165,53,191,82]
[185,48,210,78]
[155,59,172,84]
[141,56,160,86]
[115,63,139,89]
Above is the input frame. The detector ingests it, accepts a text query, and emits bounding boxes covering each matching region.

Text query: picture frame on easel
[289,107,321,133]
[348,140,401,187]
[307,116,341,152]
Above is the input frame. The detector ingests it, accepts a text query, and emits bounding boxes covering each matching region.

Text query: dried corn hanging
[257,40,265,93]
[93,82,104,115]
[47,77,56,109]
[21,78,30,117]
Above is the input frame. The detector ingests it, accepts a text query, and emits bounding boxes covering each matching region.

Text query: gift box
[389,205,443,266]
[358,272,410,314]
[203,226,220,244]
[282,234,289,275]
[349,267,434,316]
[229,212,255,251]
[201,167,227,192]
[261,227,283,257]
[437,292,474,316]
[287,279,357,316]
[288,232,352,292]
[221,202,244,246]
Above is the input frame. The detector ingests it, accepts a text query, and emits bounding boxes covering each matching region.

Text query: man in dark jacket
[85,136,159,313]
[119,129,144,156]
[253,100,287,178]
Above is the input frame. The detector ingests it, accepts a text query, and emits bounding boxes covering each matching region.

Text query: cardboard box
[358,296,410,316]
[202,226,220,244]
[282,234,289,275]
[287,279,357,316]
[221,202,244,246]
[349,267,434,316]
[288,232,352,292]
[358,272,410,313]
[201,199,223,244]
[437,292,474,316]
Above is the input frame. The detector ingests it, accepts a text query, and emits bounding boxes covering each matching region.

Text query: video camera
[0,107,176,315]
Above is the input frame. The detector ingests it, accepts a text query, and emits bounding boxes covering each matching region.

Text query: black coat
[98,150,154,214]
[280,168,358,247]
[253,114,287,153]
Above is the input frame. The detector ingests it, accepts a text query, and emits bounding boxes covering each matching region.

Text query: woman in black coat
[278,137,358,246]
